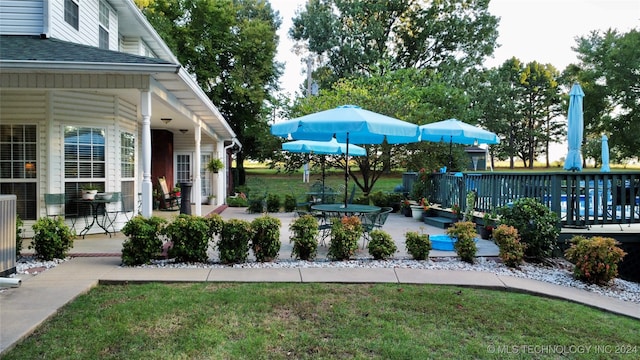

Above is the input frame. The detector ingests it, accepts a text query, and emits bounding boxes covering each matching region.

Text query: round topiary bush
[328,216,362,261]
[405,231,431,260]
[289,214,319,260]
[367,230,397,260]
[565,235,627,285]
[30,217,75,261]
[163,214,210,263]
[499,197,560,260]
[251,215,282,262]
[446,221,478,264]
[218,219,252,264]
[492,224,526,268]
[121,215,167,266]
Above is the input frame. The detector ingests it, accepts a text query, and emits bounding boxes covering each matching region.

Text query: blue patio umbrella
[272,105,420,207]
[419,119,500,169]
[282,138,366,156]
[282,139,366,190]
[564,83,585,171]
[601,134,611,172]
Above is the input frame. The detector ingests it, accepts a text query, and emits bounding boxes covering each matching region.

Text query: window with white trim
[0,124,37,220]
[120,132,136,212]
[98,1,110,49]
[64,0,79,30]
[64,127,105,213]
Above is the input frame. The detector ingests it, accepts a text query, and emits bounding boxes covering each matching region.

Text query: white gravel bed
[7,255,640,304]
[137,256,640,304]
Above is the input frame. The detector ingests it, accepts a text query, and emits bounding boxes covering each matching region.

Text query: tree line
[137,0,639,193]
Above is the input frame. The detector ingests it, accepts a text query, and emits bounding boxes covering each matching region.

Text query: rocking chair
[158,176,180,211]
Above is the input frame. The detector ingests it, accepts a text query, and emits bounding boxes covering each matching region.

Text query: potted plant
[206,158,224,173]
[173,184,181,198]
[401,199,412,217]
[207,194,216,205]
[81,184,99,200]
[478,211,497,240]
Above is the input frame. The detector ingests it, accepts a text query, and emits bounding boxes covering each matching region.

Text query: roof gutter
[225,137,242,154]
[0,60,180,74]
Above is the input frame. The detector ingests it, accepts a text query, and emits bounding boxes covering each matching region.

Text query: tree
[138,0,282,185]
[473,58,562,168]
[289,0,498,90]
[570,29,640,161]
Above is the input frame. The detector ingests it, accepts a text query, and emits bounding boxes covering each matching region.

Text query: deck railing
[425,171,640,227]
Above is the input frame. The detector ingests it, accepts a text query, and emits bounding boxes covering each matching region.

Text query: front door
[175,152,192,203]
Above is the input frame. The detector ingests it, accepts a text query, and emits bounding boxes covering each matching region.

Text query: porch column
[140,91,152,217]
[194,124,202,216]
[217,141,225,205]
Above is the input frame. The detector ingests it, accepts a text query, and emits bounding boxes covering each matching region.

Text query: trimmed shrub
[247,195,265,213]
[163,214,210,263]
[405,231,431,260]
[218,219,252,264]
[121,215,167,266]
[446,221,478,264]
[367,230,397,260]
[205,213,224,238]
[266,193,281,213]
[565,236,627,285]
[499,197,560,260]
[492,224,525,268]
[251,215,282,262]
[328,216,362,261]
[30,217,75,261]
[226,196,248,207]
[289,214,319,260]
[283,194,297,212]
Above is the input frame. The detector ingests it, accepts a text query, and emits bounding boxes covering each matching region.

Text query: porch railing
[425,171,640,227]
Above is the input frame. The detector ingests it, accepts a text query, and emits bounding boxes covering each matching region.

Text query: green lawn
[4,283,638,359]
[243,167,402,202]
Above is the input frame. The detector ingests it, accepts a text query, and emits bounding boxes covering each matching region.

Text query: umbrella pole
[344,133,349,208]
[321,155,326,201]
[449,137,453,171]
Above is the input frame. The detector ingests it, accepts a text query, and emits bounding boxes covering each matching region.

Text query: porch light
[179,129,188,134]
[161,118,172,125]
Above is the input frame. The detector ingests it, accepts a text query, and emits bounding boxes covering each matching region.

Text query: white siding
[48,0,117,49]
[0,0,43,35]
[0,90,48,235]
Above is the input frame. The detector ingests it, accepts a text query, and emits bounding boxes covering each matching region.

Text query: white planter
[81,190,98,200]
[410,205,423,220]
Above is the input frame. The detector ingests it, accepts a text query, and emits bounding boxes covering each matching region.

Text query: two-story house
[0,0,239,235]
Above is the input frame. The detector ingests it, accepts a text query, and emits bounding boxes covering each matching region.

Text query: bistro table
[74,198,113,238]
[311,204,382,245]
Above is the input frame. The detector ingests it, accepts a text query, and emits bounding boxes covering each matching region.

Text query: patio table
[73,199,113,238]
[311,204,381,216]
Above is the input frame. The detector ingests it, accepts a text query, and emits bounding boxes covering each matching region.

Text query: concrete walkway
[2,207,639,355]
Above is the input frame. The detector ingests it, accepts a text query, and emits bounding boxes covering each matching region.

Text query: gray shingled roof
[0,35,176,65]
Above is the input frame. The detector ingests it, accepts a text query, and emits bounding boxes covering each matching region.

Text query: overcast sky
[271,0,640,96]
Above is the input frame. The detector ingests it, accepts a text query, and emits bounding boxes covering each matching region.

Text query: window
[0,124,37,220]
[64,126,105,216]
[98,1,109,49]
[64,0,79,30]
[120,132,136,212]
[201,154,212,199]
[64,126,105,179]
[99,27,109,49]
